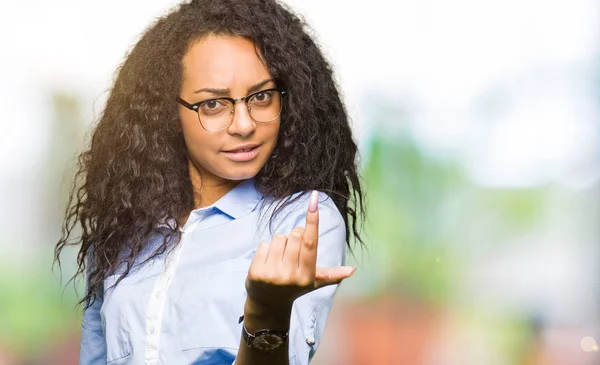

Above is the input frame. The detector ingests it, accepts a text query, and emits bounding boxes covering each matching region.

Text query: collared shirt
[79,179,347,365]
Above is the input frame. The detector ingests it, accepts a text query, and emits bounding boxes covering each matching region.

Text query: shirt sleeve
[276,191,348,365]
[79,281,107,365]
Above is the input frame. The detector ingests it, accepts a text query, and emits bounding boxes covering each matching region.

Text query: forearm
[234,298,292,365]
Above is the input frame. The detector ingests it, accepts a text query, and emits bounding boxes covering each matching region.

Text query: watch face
[251,333,285,352]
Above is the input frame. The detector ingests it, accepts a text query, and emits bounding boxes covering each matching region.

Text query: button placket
[144,238,186,364]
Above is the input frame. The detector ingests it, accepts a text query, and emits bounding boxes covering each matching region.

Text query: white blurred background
[0,1,598,364]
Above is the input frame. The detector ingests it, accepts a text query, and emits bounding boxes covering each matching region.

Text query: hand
[245,190,357,310]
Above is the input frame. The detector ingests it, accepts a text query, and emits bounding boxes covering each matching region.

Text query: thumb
[314,266,357,289]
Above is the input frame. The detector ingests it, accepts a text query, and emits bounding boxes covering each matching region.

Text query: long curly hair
[55,0,365,308]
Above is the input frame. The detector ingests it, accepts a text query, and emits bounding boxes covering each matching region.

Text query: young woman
[55,0,365,364]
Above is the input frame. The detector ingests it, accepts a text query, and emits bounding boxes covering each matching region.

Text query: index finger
[299,190,320,269]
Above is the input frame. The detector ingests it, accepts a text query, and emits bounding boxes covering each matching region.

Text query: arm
[79,283,107,365]
[234,191,354,365]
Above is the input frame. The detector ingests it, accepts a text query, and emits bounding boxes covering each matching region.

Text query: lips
[223,144,260,153]
[222,144,261,162]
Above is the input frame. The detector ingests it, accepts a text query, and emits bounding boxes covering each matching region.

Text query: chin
[219,158,269,180]
[218,167,261,181]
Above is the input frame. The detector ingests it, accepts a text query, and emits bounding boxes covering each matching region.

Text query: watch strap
[239,315,289,349]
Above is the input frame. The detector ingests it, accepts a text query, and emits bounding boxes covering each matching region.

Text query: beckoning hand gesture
[245,191,357,310]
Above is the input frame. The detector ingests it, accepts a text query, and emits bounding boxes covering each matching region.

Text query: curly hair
[55,0,365,309]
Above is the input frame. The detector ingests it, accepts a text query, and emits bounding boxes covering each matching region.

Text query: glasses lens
[248,90,282,123]
[198,98,234,131]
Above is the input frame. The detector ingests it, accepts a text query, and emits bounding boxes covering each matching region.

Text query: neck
[187,159,241,209]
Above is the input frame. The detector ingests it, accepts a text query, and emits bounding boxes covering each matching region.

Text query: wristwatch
[239,315,289,353]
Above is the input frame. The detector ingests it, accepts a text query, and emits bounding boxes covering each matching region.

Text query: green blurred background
[0,1,598,364]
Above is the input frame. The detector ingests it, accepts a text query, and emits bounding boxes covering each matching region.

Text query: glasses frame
[176,88,287,132]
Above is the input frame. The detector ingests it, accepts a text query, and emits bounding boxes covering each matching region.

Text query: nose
[227,102,256,137]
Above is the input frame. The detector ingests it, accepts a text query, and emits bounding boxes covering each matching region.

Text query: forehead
[181,35,271,91]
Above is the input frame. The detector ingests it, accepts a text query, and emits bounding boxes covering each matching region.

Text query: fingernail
[308,190,319,213]
[348,265,357,276]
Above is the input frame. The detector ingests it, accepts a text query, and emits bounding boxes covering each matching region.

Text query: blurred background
[0,0,598,364]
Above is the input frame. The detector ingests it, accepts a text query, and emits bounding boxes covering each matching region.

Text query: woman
[55,0,365,364]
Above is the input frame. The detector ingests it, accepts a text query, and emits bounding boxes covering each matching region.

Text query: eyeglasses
[176,88,287,132]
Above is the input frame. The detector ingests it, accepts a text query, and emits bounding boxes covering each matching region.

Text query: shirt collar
[160,179,263,232]
[211,178,264,219]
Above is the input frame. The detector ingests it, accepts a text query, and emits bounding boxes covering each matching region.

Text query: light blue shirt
[79,179,347,365]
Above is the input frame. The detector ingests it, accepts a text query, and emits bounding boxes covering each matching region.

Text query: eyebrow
[193,78,275,95]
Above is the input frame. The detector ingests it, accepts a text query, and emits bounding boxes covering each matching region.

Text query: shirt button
[148,326,155,334]
[155,291,161,298]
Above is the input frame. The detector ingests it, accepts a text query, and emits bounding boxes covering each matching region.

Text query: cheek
[179,113,216,157]
[266,122,281,145]
[260,123,280,161]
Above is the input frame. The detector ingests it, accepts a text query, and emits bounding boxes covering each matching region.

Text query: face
[178,35,280,188]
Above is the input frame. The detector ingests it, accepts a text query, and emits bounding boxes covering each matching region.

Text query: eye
[201,100,221,110]
[249,91,273,105]
[199,99,229,114]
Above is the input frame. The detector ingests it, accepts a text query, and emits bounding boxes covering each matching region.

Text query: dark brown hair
[55,0,365,308]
